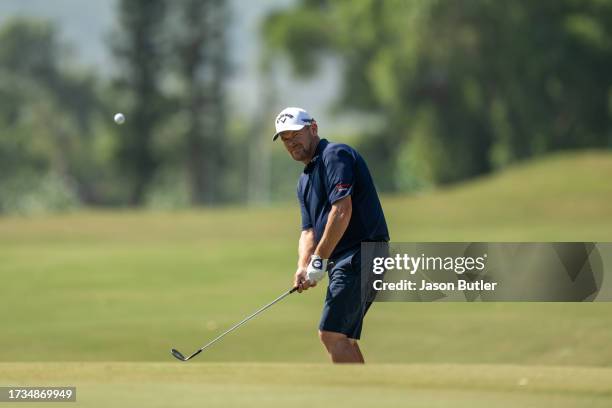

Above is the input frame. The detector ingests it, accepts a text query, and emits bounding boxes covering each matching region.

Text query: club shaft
[188,287,297,359]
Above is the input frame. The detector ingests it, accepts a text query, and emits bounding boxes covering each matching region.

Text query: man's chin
[291,152,306,161]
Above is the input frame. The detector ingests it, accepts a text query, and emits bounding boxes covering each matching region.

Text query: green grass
[0,151,612,406]
[1,363,611,407]
[1,150,612,364]
[0,152,612,367]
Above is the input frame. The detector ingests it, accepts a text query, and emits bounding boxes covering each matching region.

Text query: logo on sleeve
[335,183,351,192]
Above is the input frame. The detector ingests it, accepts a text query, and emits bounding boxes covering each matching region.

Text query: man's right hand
[294,268,317,293]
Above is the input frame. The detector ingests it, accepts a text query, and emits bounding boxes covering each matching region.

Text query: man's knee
[319,330,348,349]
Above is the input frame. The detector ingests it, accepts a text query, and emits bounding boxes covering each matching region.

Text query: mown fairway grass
[1,363,612,407]
[1,151,612,406]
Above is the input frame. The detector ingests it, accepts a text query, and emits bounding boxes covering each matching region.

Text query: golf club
[171,285,299,361]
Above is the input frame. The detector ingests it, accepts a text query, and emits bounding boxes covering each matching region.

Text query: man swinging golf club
[273,107,389,363]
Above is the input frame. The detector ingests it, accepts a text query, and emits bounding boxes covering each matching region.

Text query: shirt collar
[303,138,328,173]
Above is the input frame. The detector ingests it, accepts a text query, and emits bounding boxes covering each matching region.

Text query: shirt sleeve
[297,183,313,230]
[324,146,355,204]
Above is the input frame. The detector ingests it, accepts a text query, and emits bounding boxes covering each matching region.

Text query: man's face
[280,124,318,163]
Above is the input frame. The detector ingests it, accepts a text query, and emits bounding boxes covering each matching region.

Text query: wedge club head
[171,348,188,361]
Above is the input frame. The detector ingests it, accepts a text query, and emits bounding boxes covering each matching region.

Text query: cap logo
[277,113,294,124]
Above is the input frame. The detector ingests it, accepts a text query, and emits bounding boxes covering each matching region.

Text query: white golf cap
[272,107,315,141]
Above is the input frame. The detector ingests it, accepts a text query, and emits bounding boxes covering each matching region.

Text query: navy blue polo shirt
[297,138,389,260]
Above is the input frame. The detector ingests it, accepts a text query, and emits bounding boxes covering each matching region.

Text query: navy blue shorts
[319,247,376,340]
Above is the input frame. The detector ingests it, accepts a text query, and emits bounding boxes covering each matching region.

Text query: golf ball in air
[114,113,125,124]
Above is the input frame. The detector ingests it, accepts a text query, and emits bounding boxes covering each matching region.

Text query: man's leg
[349,339,365,363]
[319,330,363,363]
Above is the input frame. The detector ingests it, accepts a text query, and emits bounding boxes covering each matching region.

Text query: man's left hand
[306,255,328,284]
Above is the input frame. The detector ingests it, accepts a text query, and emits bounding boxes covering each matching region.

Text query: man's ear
[310,121,318,135]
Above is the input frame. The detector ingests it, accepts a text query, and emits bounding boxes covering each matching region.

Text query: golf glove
[306,255,328,283]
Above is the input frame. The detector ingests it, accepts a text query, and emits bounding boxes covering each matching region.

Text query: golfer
[273,107,389,363]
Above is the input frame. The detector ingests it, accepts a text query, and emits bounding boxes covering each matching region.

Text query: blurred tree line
[0,0,241,213]
[2,0,612,214]
[264,0,612,191]
[0,17,100,213]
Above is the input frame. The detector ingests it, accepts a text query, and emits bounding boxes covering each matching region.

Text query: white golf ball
[114,113,125,124]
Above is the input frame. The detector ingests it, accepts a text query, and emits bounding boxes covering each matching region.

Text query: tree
[0,18,100,213]
[264,0,612,189]
[171,0,230,205]
[111,0,169,205]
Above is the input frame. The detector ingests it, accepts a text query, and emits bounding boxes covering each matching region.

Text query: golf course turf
[1,151,612,406]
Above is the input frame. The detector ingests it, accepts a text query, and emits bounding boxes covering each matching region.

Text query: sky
[0,0,342,131]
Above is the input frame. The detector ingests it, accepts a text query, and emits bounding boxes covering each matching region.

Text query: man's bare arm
[298,228,316,269]
[314,195,352,259]
[294,228,316,292]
